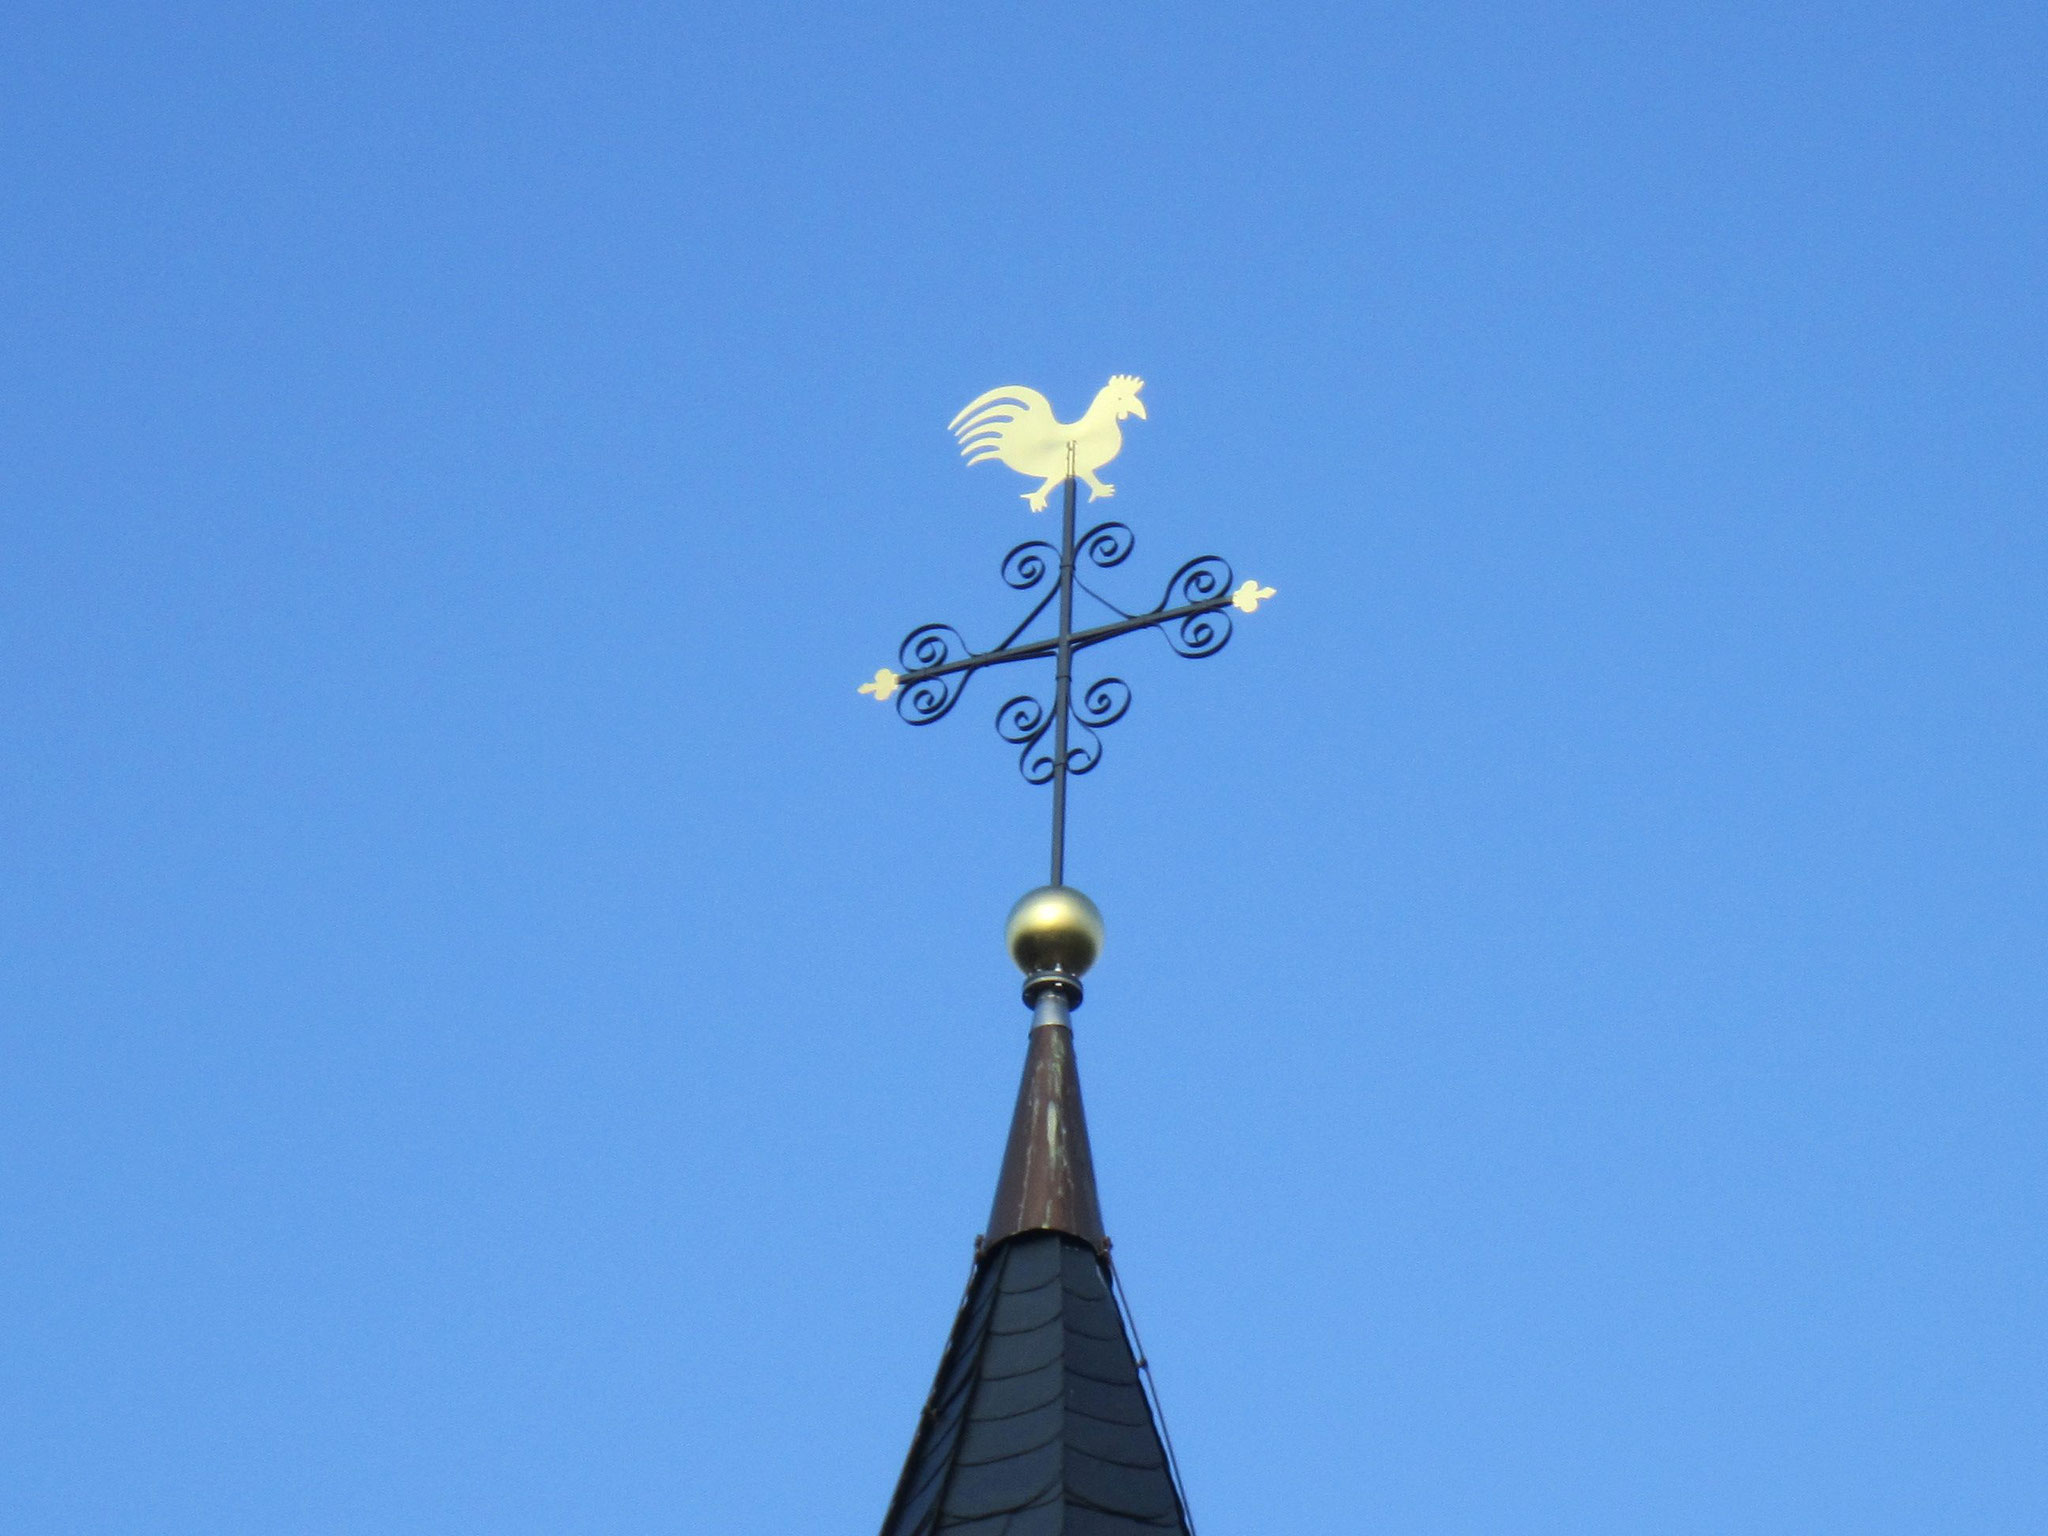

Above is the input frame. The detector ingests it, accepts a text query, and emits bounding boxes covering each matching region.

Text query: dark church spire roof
[877,889,1192,1536]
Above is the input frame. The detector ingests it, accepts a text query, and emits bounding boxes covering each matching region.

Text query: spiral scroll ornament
[1156,556,1236,659]
[996,674,1131,784]
[1075,676,1131,731]
[894,624,974,724]
[1078,521,1135,570]
[996,694,1056,784]
[1002,540,1058,591]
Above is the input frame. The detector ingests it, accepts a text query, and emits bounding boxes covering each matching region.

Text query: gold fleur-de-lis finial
[859,667,901,702]
[1230,580,1277,614]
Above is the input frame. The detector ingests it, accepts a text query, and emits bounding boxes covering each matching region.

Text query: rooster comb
[1108,374,1145,395]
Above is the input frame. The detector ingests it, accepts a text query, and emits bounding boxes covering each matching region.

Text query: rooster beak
[1129,397,1147,419]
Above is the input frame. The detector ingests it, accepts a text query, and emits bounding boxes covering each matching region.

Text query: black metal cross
[862,452,1273,884]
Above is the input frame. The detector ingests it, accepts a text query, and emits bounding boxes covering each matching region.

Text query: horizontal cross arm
[894,592,1234,689]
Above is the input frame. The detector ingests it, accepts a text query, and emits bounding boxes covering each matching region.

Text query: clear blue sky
[3,4,2042,1531]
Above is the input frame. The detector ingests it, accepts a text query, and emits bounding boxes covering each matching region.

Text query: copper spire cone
[985,885,1108,1250]
[984,988,1106,1251]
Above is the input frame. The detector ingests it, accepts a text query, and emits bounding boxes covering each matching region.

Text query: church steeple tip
[877,889,1192,1535]
[988,885,1107,1251]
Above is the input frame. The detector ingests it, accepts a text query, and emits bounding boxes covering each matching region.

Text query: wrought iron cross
[860,378,1274,885]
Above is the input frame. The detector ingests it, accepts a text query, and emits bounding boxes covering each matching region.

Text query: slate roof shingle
[879,1232,1189,1536]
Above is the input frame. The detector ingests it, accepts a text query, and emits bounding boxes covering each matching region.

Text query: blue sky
[3,3,2043,1531]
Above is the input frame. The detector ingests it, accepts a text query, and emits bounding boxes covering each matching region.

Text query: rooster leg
[1078,469,1116,501]
[1023,476,1061,513]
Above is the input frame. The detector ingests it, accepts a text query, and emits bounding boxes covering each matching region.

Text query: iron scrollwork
[1156,556,1235,659]
[1079,521,1135,570]
[894,624,976,725]
[996,675,1133,784]
[876,509,1259,784]
[1002,540,1058,591]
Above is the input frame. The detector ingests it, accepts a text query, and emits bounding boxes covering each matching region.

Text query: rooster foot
[1023,478,1060,513]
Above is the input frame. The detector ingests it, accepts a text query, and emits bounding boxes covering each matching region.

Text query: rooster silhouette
[948,376,1147,512]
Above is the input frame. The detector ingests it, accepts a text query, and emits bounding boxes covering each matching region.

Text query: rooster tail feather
[954,404,1026,434]
[953,418,1016,445]
[948,385,1052,434]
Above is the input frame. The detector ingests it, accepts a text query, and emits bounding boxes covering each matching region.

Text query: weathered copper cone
[984,991,1106,1251]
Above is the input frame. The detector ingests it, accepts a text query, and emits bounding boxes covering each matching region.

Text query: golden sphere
[1005,885,1105,977]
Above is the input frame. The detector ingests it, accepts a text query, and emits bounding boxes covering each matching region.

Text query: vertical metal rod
[1049,447,1077,886]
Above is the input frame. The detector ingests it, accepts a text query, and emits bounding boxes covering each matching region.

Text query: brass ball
[1005,885,1105,977]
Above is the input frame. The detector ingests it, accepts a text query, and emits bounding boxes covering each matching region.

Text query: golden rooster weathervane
[863,376,1274,888]
[950,375,1147,512]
